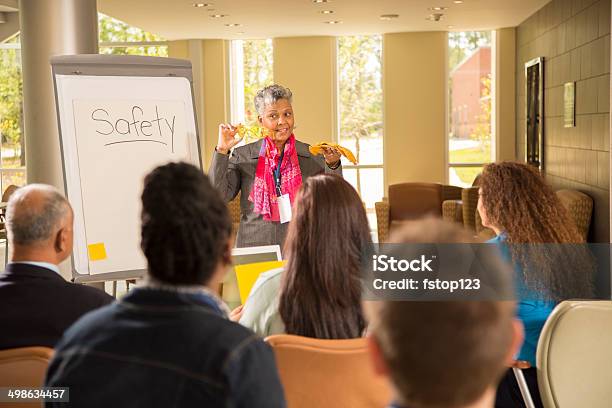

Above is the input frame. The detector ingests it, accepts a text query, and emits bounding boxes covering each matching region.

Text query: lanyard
[273,149,285,197]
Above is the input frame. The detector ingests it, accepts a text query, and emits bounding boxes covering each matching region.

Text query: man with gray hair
[0,184,113,350]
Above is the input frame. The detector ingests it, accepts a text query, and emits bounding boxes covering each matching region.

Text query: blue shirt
[488,234,555,366]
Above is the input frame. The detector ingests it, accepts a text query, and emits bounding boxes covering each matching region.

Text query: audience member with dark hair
[478,161,593,408]
[364,219,523,408]
[0,184,113,350]
[239,173,371,338]
[45,162,286,407]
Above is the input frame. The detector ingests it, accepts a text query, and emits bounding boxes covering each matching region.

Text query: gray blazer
[209,139,342,248]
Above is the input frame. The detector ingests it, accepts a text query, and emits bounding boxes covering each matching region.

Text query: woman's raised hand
[216,123,242,154]
[322,146,342,166]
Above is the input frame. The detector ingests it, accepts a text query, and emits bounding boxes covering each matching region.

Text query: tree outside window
[0,34,25,190]
[98,13,168,56]
[230,39,273,126]
[338,35,383,211]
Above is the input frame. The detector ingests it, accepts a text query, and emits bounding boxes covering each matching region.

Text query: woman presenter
[209,84,342,248]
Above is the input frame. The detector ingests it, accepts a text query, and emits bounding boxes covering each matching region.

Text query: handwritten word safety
[91,105,176,152]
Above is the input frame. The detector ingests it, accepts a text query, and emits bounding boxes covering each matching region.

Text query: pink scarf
[249,135,303,221]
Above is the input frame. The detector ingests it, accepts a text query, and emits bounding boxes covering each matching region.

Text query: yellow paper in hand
[309,142,358,164]
[235,260,286,304]
[235,124,272,144]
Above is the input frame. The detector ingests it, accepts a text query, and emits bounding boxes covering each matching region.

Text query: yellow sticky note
[87,243,107,261]
[235,260,285,304]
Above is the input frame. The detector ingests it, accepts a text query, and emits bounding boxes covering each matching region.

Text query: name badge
[278,193,292,224]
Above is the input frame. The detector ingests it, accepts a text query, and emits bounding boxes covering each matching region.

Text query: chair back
[266,334,392,408]
[388,182,460,222]
[0,347,54,408]
[537,301,612,408]
[0,184,19,230]
[555,189,592,241]
[228,192,241,234]
[1,185,18,203]
[460,186,479,230]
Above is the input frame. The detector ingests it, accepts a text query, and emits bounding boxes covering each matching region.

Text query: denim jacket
[45,286,286,408]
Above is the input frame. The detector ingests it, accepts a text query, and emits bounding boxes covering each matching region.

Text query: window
[229,39,273,125]
[448,31,495,187]
[0,34,26,190]
[337,35,383,212]
[98,14,168,57]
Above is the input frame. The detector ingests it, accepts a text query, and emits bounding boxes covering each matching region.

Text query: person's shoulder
[63,281,115,307]
[55,301,117,348]
[295,139,314,155]
[218,320,274,362]
[294,139,311,149]
[295,140,321,165]
[246,267,282,303]
[254,267,283,288]
[487,234,505,244]
[200,313,270,358]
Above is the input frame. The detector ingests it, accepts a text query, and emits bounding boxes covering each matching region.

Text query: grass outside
[451,167,482,186]
[449,145,491,186]
[449,145,491,164]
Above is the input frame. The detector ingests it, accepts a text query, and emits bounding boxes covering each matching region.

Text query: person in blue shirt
[477,161,593,408]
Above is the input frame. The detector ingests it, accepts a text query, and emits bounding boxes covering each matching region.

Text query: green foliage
[242,40,273,124]
[0,45,24,167]
[470,74,492,152]
[98,13,165,43]
[98,13,167,56]
[338,35,382,163]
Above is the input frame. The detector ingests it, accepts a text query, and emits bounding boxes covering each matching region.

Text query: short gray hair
[254,84,293,116]
[6,184,70,245]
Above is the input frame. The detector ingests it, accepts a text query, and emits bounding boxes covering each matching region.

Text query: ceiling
[98,0,551,40]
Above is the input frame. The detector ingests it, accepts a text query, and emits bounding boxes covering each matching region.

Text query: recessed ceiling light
[313,0,330,3]
[210,14,227,18]
[426,13,444,21]
[453,0,464,4]
[324,20,342,24]
[429,6,448,11]
[447,25,455,29]
[237,32,245,35]
[320,10,334,14]
[225,23,242,27]
[193,2,212,7]
[380,14,399,20]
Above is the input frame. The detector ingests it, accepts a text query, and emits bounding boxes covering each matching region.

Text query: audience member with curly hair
[477,161,593,408]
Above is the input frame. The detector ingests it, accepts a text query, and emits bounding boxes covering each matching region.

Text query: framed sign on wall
[525,57,544,171]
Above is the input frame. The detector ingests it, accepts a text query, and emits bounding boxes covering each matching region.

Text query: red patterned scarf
[249,134,303,221]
